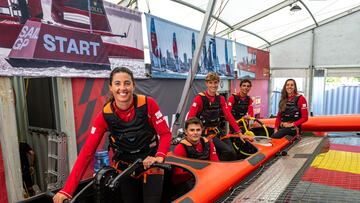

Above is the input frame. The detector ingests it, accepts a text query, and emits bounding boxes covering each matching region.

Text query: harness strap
[204,127,220,138]
[219,133,240,140]
[142,168,164,183]
[112,160,164,181]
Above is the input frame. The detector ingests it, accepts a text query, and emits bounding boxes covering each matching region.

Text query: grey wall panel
[270,11,360,69]
[315,11,360,66]
[269,31,313,69]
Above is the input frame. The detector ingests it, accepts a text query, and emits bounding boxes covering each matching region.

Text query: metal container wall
[324,85,360,115]
[270,90,281,117]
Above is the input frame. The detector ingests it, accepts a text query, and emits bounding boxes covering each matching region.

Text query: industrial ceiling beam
[216,0,298,37]
[169,0,271,45]
[261,4,360,49]
[299,0,318,26]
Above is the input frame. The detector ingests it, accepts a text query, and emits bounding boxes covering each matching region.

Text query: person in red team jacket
[187,72,252,161]
[172,117,219,195]
[272,79,308,138]
[174,117,219,162]
[53,67,171,203]
[227,79,254,132]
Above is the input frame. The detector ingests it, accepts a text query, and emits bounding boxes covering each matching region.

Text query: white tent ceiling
[108,0,360,48]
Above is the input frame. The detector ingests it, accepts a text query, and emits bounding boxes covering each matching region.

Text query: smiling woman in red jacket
[272,79,308,139]
[53,67,171,203]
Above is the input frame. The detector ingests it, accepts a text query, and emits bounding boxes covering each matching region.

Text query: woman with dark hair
[272,79,308,139]
[53,67,171,203]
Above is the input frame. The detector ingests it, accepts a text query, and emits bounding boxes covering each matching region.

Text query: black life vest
[231,94,250,120]
[103,94,158,163]
[281,95,301,122]
[197,92,222,128]
[180,137,210,160]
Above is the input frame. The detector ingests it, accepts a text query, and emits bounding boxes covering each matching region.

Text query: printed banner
[0,0,145,77]
[145,14,234,79]
[8,20,110,68]
[235,42,270,80]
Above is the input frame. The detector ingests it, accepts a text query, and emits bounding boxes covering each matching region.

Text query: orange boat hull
[261,115,360,132]
[166,136,293,203]
[165,115,360,202]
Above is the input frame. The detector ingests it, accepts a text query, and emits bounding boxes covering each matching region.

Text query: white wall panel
[270,11,360,69]
[315,11,360,66]
[269,31,313,69]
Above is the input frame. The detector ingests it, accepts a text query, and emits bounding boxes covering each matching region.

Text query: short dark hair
[240,79,252,87]
[185,117,203,130]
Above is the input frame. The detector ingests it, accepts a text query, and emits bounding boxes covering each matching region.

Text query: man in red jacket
[172,117,218,195]
[174,117,219,161]
[228,79,254,132]
[228,79,254,120]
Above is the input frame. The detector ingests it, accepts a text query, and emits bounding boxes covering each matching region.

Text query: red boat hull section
[51,0,112,32]
[0,22,22,48]
[104,42,144,59]
[261,115,360,132]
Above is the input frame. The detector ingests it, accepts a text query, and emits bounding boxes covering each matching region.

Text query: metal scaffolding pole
[171,0,217,136]
[308,29,315,115]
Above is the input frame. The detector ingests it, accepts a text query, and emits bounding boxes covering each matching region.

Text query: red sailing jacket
[227,93,254,118]
[172,138,218,185]
[187,91,241,133]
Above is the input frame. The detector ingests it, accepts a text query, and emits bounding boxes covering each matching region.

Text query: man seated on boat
[187,72,252,161]
[272,79,308,139]
[227,79,254,133]
[172,117,218,196]
[174,117,219,161]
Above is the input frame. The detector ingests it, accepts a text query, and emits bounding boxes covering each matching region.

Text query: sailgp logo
[155,111,163,119]
[13,26,40,50]
[8,20,110,67]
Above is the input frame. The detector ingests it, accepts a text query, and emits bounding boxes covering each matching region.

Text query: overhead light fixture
[290,3,302,12]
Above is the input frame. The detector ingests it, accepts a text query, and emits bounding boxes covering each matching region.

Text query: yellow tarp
[311,150,360,175]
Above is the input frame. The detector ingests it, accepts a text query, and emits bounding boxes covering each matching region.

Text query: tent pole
[171,0,217,136]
